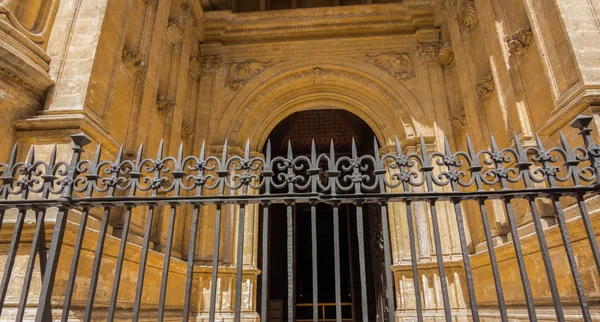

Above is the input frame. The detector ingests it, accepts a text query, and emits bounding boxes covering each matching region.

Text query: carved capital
[417,44,439,62]
[122,48,145,72]
[504,27,534,55]
[201,55,222,73]
[438,43,454,66]
[365,53,415,81]
[457,0,477,29]
[225,60,271,90]
[166,20,183,46]
[181,126,196,139]
[476,74,495,101]
[156,95,176,114]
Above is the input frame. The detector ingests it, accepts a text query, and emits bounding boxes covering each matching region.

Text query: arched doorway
[258,109,388,321]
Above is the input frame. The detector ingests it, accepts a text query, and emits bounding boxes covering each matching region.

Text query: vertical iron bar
[183,203,202,322]
[477,200,508,322]
[575,194,600,278]
[429,200,452,322]
[62,208,90,320]
[286,203,295,322]
[355,203,369,322]
[83,207,112,321]
[157,204,178,321]
[208,203,223,322]
[0,208,26,316]
[132,206,156,321]
[107,206,133,322]
[405,201,422,322]
[333,204,342,322]
[260,203,270,322]
[379,203,396,322]
[311,202,318,322]
[234,203,247,322]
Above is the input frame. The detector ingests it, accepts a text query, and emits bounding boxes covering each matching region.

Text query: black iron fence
[0,115,599,321]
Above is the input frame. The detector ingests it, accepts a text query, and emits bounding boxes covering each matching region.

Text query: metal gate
[0,115,599,321]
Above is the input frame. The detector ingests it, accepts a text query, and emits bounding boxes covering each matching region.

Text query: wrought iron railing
[0,115,599,321]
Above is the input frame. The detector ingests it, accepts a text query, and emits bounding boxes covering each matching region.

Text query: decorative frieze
[476,74,495,101]
[225,60,271,90]
[457,0,477,29]
[417,44,439,62]
[505,27,534,56]
[365,53,415,81]
[156,95,176,114]
[166,20,183,46]
[122,48,145,72]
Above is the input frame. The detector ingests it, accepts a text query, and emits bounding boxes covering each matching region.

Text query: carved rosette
[438,43,454,66]
[156,95,176,114]
[504,27,534,55]
[188,57,201,80]
[181,126,195,139]
[417,44,439,62]
[457,0,478,29]
[122,48,145,72]
[365,53,416,81]
[476,74,495,101]
[166,20,183,46]
[201,55,222,73]
[225,60,271,90]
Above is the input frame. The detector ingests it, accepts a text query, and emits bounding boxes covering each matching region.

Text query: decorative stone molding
[181,126,196,139]
[417,44,439,62]
[457,0,477,29]
[504,27,534,56]
[449,112,467,130]
[440,0,457,15]
[225,60,271,90]
[438,43,455,66]
[188,57,202,80]
[476,75,495,101]
[122,49,145,72]
[365,53,416,81]
[201,55,222,73]
[156,95,176,114]
[166,20,183,46]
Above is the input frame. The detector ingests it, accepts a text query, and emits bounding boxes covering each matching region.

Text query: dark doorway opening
[258,109,387,321]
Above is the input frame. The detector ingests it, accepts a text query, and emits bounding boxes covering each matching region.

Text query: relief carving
[156,95,176,114]
[417,44,439,62]
[476,74,495,101]
[122,48,145,72]
[312,67,323,84]
[225,60,271,90]
[504,27,534,56]
[166,20,183,46]
[449,112,467,130]
[181,126,196,139]
[201,55,222,73]
[365,53,415,81]
[440,0,457,15]
[438,43,454,66]
[457,0,477,29]
[188,57,201,80]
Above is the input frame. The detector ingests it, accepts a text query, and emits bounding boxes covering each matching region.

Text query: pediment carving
[365,53,416,81]
[225,60,271,90]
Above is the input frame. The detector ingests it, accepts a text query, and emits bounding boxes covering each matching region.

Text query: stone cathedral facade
[0,0,599,321]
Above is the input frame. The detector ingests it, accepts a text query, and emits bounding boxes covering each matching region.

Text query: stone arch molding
[216,58,427,150]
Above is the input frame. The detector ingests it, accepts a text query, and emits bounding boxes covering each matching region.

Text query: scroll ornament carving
[156,95,176,114]
[476,75,495,101]
[365,53,416,81]
[188,57,201,80]
[166,20,183,46]
[201,55,222,73]
[449,112,467,130]
[457,0,478,29]
[438,43,454,66]
[504,27,534,55]
[417,44,439,62]
[181,126,196,139]
[226,60,271,90]
[122,49,145,72]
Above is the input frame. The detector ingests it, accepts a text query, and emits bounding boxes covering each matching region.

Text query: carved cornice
[505,27,534,56]
[365,53,416,81]
[476,74,495,101]
[122,48,145,72]
[166,20,183,46]
[225,60,271,91]
[156,95,176,114]
[438,43,454,66]
[457,0,477,29]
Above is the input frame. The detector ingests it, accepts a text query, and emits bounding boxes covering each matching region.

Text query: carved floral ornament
[505,27,534,55]
[365,53,416,81]
[457,0,478,29]
[156,95,176,114]
[417,44,439,62]
[225,60,271,90]
[476,74,495,101]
